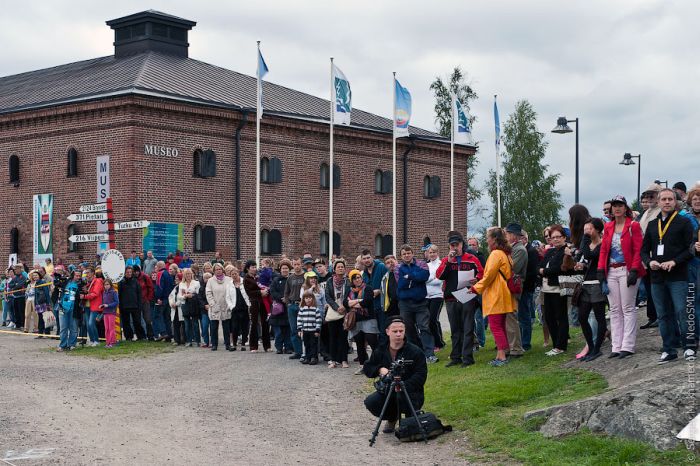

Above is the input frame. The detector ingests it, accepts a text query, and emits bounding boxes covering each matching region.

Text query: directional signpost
[67,197,149,342]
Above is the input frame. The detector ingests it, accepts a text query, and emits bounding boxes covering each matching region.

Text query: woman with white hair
[206,263,233,351]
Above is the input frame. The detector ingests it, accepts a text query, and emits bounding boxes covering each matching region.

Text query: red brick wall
[0,95,474,266]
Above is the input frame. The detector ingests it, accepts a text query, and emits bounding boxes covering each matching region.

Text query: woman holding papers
[472,227,516,367]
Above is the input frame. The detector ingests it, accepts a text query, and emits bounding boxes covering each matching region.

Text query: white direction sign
[115,220,150,231]
[79,202,108,213]
[101,249,126,283]
[69,233,109,243]
[68,212,108,222]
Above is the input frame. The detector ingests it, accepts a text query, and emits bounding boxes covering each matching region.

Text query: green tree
[486,100,563,237]
[429,67,484,225]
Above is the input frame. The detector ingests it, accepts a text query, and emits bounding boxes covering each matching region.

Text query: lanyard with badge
[656,211,678,257]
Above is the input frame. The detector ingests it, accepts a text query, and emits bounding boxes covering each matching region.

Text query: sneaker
[488,358,507,367]
[426,356,439,364]
[658,352,678,364]
[90,341,99,347]
[684,349,696,361]
[8,322,16,329]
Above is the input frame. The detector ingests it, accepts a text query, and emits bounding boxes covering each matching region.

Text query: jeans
[287,302,303,355]
[518,291,534,350]
[200,312,210,345]
[2,299,14,324]
[446,300,476,364]
[58,309,77,349]
[53,302,60,335]
[183,316,200,344]
[141,301,154,339]
[160,304,173,339]
[427,297,446,348]
[87,311,100,343]
[398,299,435,357]
[69,314,80,347]
[151,303,164,337]
[652,280,695,354]
[474,301,486,347]
[273,325,292,352]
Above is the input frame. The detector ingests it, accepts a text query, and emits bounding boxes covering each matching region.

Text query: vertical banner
[393,79,412,139]
[96,155,110,254]
[33,194,54,266]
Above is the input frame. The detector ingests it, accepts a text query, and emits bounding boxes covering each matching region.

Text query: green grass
[59,340,175,359]
[424,326,696,465]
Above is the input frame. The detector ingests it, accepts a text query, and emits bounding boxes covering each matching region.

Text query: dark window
[320,163,340,189]
[262,157,282,183]
[320,231,341,256]
[9,155,19,184]
[424,175,441,199]
[202,226,216,252]
[193,225,203,252]
[67,148,78,177]
[115,27,131,41]
[10,227,19,254]
[151,22,168,37]
[68,224,77,253]
[374,169,392,194]
[170,27,186,41]
[262,229,282,254]
[194,149,216,178]
[133,23,146,37]
[381,235,393,257]
[374,234,382,257]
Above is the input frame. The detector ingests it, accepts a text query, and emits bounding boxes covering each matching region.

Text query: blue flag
[257,47,269,119]
[394,79,412,138]
[453,97,472,145]
[494,96,500,153]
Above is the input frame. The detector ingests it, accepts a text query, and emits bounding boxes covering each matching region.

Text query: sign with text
[96,155,110,253]
[144,144,179,157]
[142,222,183,260]
[115,220,150,231]
[79,202,108,213]
[69,233,109,243]
[68,212,108,222]
[101,249,125,283]
[33,194,54,265]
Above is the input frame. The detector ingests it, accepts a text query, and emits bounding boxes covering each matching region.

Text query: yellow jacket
[472,249,516,317]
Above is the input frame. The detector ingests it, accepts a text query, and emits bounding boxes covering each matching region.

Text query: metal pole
[329,58,334,257]
[637,154,641,207]
[574,118,579,204]
[392,72,397,255]
[450,95,455,230]
[255,41,261,264]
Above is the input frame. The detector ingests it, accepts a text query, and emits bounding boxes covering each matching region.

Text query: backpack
[395,411,452,442]
[500,256,522,295]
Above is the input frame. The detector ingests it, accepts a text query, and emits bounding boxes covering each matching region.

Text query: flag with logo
[394,79,412,138]
[257,46,269,120]
[452,95,473,145]
[332,64,351,125]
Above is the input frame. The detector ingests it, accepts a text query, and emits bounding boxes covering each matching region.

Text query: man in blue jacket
[154,261,175,342]
[362,249,388,343]
[397,244,438,363]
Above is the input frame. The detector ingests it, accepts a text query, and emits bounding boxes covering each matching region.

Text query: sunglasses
[549,235,564,240]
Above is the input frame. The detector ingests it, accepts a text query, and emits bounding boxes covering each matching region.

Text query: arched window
[193,225,203,252]
[260,157,270,183]
[320,231,341,256]
[374,234,383,257]
[269,229,282,254]
[423,175,431,198]
[375,169,392,194]
[10,227,19,254]
[68,224,78,253]
[9,155,19,184]
[194,149,216,177]
[67,148,78,177]
[320,163,330,188]
[374,170,382,193]
[202,226,216,251]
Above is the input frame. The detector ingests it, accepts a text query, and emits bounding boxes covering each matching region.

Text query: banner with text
[96,155,110,253]
[33,193,54,266]
[142,223,184,260]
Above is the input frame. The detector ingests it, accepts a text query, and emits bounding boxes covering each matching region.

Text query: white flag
[332,64,351,126]
[453,96,473,145]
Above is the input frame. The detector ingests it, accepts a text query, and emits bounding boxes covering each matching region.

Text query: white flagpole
[255,41,262,264]
[495,94,502,227]
[392,72,397,255]
[329,58,334,257]
[450,94,455,231]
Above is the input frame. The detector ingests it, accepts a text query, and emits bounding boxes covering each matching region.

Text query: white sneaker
[8,322,16,329]
[90,341,100,347]
[684,349,696,361]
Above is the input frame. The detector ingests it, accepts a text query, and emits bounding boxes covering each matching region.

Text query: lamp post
[619,153,641,206]
[552,116,579,203]
[654,179,668,188]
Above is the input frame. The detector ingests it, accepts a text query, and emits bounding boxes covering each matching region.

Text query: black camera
[374,358,413,394]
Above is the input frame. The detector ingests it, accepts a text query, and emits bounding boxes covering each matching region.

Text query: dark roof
[0,51,449,141]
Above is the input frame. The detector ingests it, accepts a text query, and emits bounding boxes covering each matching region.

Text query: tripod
[369,375,428,446]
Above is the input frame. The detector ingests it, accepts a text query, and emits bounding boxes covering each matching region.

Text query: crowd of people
[1,181,699,369]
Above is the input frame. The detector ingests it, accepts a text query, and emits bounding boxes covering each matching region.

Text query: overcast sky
[3,1,698,232]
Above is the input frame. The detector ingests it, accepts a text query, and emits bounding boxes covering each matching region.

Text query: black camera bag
[395,411,452,442]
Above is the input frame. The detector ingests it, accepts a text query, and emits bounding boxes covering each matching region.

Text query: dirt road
[0,333,468,465]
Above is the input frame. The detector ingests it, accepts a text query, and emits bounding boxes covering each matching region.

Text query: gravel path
[0,332,470,465]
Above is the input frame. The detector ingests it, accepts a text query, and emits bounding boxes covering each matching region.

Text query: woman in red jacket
[597,195,645,359]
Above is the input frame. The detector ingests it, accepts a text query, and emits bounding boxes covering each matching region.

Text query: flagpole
[255,41,262,264]
[450,94,455,231]
[392,72,397,256]
[495,94,502,227]
[329,57,334,257]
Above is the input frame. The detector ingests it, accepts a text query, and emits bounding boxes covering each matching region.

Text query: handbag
[324,304,343,322]
[558,275,584,297]
[395,411,452,442]
[271,300,285,317]
[42,310,56,329]
[499,270,522,295]
[343,309,357,331]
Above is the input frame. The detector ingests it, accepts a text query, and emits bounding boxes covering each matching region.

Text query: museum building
[0,10,475,263]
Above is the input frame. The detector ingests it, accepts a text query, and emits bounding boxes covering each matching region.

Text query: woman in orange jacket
[472,227,517,367]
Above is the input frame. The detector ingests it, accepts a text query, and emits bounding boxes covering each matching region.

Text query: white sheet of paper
[452,287,477,304]
[456,270,475,290]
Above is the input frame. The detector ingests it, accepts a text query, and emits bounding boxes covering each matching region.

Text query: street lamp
[654,179,668,188]
[619,153,641,206]
[552,116,579,203]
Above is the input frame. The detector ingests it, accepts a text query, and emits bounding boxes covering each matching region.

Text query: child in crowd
[257,258,274,315]
[297,291,322,365]
[100,278,119,348]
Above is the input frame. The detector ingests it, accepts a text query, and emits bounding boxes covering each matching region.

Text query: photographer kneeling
[363,316,428,434]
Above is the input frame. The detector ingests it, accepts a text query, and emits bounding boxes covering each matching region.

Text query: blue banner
[394,79,412,138]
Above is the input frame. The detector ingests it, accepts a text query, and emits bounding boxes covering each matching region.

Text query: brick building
[0,10,475,264]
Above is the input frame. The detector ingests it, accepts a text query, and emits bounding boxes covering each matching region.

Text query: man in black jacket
[363,316,428,434]
[641,188,695,363]
[118,266,144,341]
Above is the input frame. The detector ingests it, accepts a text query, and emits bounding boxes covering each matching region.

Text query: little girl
[297,291,322,365]
[100,278,119,348]
[257,258,274,315]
